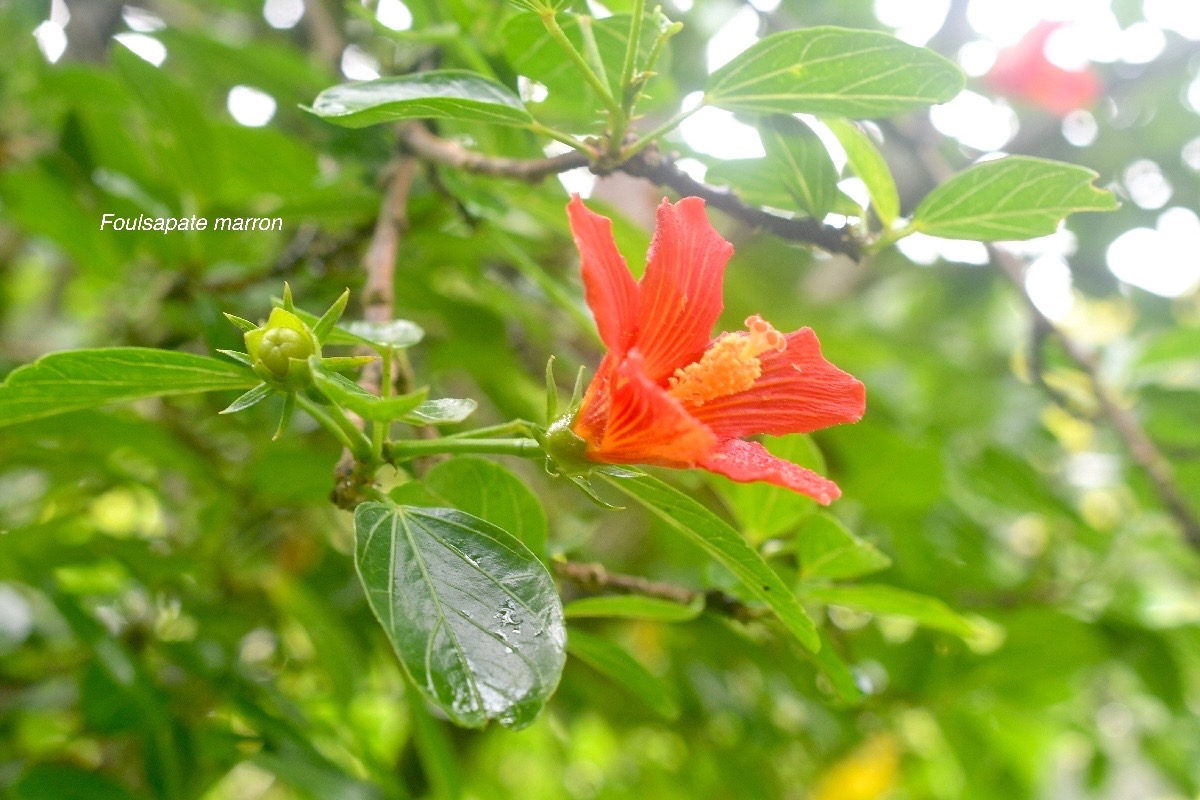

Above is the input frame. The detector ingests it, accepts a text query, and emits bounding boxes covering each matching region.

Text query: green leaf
[354,503,566,729]
[801,583,987,641]
[14,764,137,800]
[824,117,900,226]
[251,752,386,800]
[705,27,964,118]
[713,434,825,543]
[566,628,679,719]
[796,513,891,581]
[502,13,661,106]
[342,320,425,349]
[600,471,821,652]
[403,398,478,425]
[0,348,257,428]
[706,158,797,210]
[563,594,703,622]
[762,116,839,218]
[405,682,465,800]
[910,156,1119,240]
[309,70,532,129]
[425,457,548,556]
[809,628,864,705]
[309,360,429,421]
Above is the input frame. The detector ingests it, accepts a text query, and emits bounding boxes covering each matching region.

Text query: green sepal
[282,281,295,312]
[545,355,559,424]
[542,415,590,476]
[565,474,624,510]
[219,382,272,414]
[569,365,587,413]
[319,355,377,372]
[217,349,253,367]
[312,288,351,344]
[273,391,296,440]
[223,313,258,333]
[309,357,430,421]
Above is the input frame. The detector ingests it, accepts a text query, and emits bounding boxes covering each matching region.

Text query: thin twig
[1027,314,1094,421]
[991,245,1200,549]
[333,157,416,508]
[398,125,861,258]
[303,0,345,70]
[400,124,590,182]
[619,145,862,258]
[553,560,767,622]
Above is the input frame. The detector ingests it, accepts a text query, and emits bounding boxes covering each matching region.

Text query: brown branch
[619,146,862,259]
[1027,314,1094,421]
[398,124,861,258]
[400,124,590,182]
[332,157,416,509]
[303,0,345,70]
[362,158,416,329]
[553,560,767,622]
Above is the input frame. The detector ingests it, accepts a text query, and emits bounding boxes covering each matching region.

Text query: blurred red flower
[565,196,865,504]
[986,21,1102,116]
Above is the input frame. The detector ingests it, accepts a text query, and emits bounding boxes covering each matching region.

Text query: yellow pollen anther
[668,315,786,406]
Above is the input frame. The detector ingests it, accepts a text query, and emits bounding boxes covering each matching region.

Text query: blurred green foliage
[2,0,1200,798]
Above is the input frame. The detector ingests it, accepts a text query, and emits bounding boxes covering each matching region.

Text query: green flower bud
[244,307,322,388]
[258,327,309,377]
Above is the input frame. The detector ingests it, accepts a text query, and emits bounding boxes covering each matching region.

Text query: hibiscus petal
[573,352,617,447]
[567,195,641,356]
[636,197,734,382]
[581,349,716,468]
[699,438,841,504]
[689,328,865,439]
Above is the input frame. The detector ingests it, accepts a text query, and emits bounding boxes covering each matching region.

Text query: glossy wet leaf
[796,513,891,581]
[911,156,1119,240]
[354,502,566,729]
[566,629,679,719]
[563,594,703,622]
[706,27,964,118]
[309,70,531,129]
[0,348,256,428]
[403,398,478,425]
[342,320,425,349]
[600,471,821,652]
[425,457,548,556]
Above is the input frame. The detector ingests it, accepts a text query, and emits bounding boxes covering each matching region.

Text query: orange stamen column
[668,316,786,407]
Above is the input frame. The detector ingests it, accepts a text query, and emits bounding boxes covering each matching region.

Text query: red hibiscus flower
[986,21,1101,117]
[562,195,865,504]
